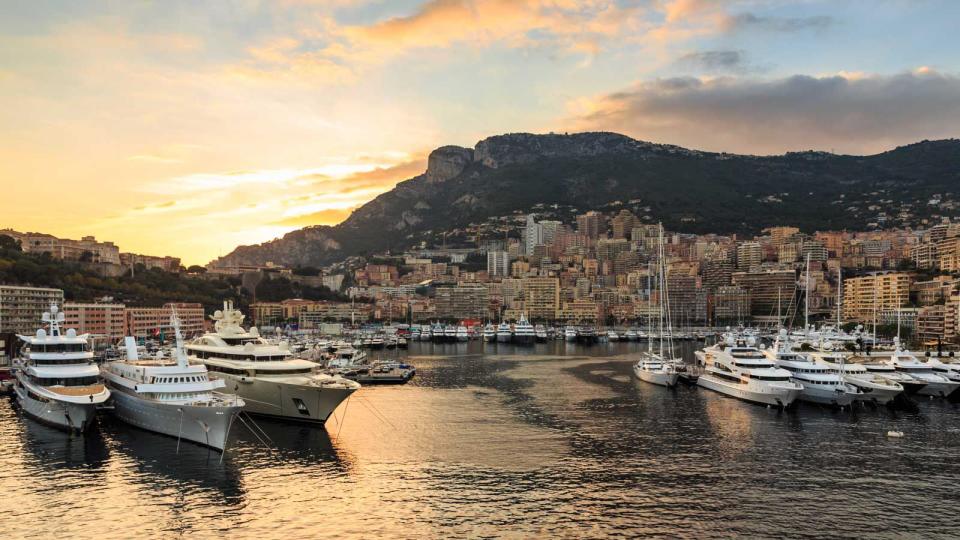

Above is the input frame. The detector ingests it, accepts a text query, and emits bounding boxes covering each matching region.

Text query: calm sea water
[3,341,960,539]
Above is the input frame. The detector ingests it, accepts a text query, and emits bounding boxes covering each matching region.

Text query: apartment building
[0,285,65,334]
[842,272,912,324]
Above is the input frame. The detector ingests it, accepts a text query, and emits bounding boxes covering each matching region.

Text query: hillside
[212,133,960,268]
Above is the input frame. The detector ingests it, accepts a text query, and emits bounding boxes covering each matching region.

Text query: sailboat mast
[804,253,811,333]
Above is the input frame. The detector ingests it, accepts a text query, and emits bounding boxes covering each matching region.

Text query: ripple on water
[2,341,960,538]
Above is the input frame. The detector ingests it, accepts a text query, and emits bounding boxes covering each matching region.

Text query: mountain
[212,132,960,268]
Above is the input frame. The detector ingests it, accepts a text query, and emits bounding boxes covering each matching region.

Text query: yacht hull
[797,386,857,407]
[110,389,241,451]
[14,383,97,432]
[916,379,960,398]
[633,365,679,387]
[496,334,512,343]
[844,376,902,405]
[697,375,800,408]
[215,375,356,424]
[512,335,535,345]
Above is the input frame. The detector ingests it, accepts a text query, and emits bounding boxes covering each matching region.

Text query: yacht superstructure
[186,301,359,424]
[13,305,110,432]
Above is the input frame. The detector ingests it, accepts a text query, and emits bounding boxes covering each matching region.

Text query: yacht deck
[47,384,106,396]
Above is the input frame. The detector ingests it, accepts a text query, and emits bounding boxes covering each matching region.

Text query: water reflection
[101,414,245,503]
[9,399,110,474]
[3,341,960,538]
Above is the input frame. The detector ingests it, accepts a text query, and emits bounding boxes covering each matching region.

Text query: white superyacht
[765,330,860,407]
[13,305,110,432]
[512,314,536,345]
[103,316,244,451]
[186,302,359,424]
[885,339,959,398]
[807,348,903,405]
[696,333,802,408]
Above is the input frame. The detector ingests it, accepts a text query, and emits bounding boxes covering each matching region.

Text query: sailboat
[633,224,680,388]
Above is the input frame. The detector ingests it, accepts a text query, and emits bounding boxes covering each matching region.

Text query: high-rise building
[540,220,562,245]
[701,258,734,291]
[523,214,543,256]
[736,242,762,271]
[596,238,631,263]
[522,277,560,320]
[576,211,605,240]
[732,269,796,317]
[712,286,751,323]
[486,250,510,277]
[0,285,65,334]
[435,284,489,320]
[611,210,638,239]
[842,272,912,324]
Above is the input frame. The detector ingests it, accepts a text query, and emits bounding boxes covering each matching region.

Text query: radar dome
[36,329,46,338]
[747,336,757,346]
[779,329,787,337]
[66,329,77,338]
[214,310,223,318]
[250,327,260,337]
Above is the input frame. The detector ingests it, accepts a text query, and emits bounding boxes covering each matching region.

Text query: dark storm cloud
[569,70,960,155]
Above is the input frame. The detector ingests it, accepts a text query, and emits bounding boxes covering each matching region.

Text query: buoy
[886,430,905,438]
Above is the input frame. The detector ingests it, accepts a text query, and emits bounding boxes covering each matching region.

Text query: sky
[1,0,958,265]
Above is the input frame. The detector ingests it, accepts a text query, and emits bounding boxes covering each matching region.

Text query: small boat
[607,330,620,342]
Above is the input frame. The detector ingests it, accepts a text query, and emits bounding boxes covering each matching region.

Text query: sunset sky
[2,0,958,265]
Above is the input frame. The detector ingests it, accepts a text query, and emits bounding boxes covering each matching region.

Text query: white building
[523,214,543,256]
[487,250,510,276]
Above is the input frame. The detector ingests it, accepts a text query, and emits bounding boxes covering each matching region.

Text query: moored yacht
[606,330,620,342]
[633,356,679,387]
[496,322,512,343]
[885,339,959,398]
[534,324,548,342]
[696,333,802,408]
[924,353,960,383]
[765,331,860,407]
[455,325,470,342]
[564,326,578,342]
[482,324,496,342]
[13,305,110,432]
[512,314,536,345]
[808,349,903,405]
[186,301,359,424]
[103,316,244,451]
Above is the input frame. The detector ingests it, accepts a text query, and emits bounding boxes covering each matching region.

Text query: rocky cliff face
[425,145,473,183]
[211,132,960,269]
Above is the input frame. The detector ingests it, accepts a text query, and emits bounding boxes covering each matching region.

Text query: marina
[3,339,960,538]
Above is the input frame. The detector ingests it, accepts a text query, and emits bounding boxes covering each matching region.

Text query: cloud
[723,13,834,33]
[674,49,763,74]
[565,69,960,155]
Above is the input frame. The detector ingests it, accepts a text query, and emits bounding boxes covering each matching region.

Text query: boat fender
[886,431,904,438]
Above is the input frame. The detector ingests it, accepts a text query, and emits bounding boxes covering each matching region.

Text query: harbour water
[3,341,960,539]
